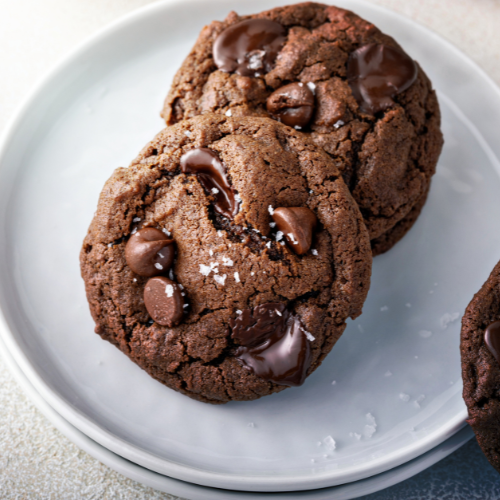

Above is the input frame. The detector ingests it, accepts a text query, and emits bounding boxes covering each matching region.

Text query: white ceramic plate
[0,330,474,499]
[0,0,499,492]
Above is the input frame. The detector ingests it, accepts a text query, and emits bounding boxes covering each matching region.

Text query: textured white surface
[0,0,499,498]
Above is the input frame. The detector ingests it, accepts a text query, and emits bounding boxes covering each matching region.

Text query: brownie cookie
[161,2,443,251]
[461,260,500,472]
[80,114,372,404]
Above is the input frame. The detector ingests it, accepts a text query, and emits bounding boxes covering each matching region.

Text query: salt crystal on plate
[323,436,336,451]
[384,371,392,377]
[418,330,432,338]
[440,312,460,330]
[380,306,389,312]
[399,393,410,402]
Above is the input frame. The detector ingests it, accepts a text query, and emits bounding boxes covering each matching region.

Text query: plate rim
[0,310,475,500]
[0,0,497,492]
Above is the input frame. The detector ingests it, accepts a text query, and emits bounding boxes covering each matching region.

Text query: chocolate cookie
[461,260,500,472]
[80,114,372,404]
[161,2,443,252]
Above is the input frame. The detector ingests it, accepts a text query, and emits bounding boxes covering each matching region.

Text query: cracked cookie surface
[80,114,372,404]
[461,260,500,472]
[162,2,443,250]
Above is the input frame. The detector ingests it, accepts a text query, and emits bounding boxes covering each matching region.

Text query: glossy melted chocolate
[347,43,418,115]
[485,320,500,364]
[231,303,312,386]
[180,148,240,219]
[213,18,286,77]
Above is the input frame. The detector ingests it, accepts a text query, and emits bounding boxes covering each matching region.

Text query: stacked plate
[1,0,499,497]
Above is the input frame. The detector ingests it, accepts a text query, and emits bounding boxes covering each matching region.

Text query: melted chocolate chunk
[485,320,500,364]
[144,276,184,327]
[213,18,286,77]
[272,207,317,255]
[180,148,240,219]
[347,43,418,115]
[266,82,315,128]
[231,303,312,386]
[125,228,175,277]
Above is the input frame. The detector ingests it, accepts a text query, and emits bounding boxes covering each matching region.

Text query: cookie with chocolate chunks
[162,2,443,254]
[80,114,372,404]
[461,260,500,474]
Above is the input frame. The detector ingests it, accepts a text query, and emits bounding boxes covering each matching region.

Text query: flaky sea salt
[303,329,315,341]
[133,217,141,222]
[155,263,163,270]
[162,228,171,236]
[222,256,234,266]
[199,264,211,276]
[235,193,242,203]
[276,231,284,241]
[217,230,223,237]
[234,272,240,283]
[268,205,274,215]
[236,310,242,315]
[266,241,271,248]
[251,272,255,276]
[275,310,282,316]
[333,120,345,129]
[323,436,336,452]
[269,222,276,228]
[225,109,232,117]
[212,187,219,194]
[294,125,302,130]
[184,130,191,137]
[311,249,318,256]
[413,395,425,409]
[165,284,174,297]
[364,413,377,439]
[169,269,175,280]
[214,274,227,285]
[158,252,165,259]
[131,227,138,234]
[419,330,432,338]
[288,233,298,245]
[183,304,189,308]
[107,243,112,248]
[307,82,316,93]
[247,49,265,70]
[440,312,460,330]
[209,249,213,256]
[133,278,137,282]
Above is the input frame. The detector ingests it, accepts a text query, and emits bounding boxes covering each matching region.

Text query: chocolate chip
[266,82,315,128]
[144,276,184,327]
[347,43,418,115]
[125,228,175,277]
[231,302,312,387]
[272,207,317,255]
[213,18,286,77]
[485,321,500,364]
[180,147,240,219]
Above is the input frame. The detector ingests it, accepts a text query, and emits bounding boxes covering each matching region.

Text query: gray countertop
[1,0,499,497]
